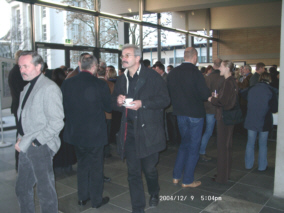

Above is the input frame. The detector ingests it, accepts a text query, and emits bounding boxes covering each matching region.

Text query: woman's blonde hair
[259,72,272,83]
[222,60,234,73]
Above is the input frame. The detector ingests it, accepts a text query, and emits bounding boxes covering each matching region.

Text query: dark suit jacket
[61,71,112,147]
[8,64,28,115]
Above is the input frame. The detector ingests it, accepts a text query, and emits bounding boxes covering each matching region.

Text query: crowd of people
[8,44,279,213]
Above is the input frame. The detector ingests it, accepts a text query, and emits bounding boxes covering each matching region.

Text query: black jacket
[61,71,112,147]
[112,64,170,159]
[8,64,28,115]
[244,82,278,132]
[167,62,210,118]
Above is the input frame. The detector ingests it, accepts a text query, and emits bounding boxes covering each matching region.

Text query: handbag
[222,88,243,126]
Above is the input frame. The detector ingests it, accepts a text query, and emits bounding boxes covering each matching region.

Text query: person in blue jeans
[167,47,210,188]
[244,72,278,171]
[200,59,224,161]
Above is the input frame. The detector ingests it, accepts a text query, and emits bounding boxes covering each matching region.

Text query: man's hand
[126,100,142,111]
[117,95,126,106]
[15,138,21,152]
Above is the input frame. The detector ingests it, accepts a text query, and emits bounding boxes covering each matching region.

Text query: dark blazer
[8,64,28,115]
[112,64,170,159]
[167,62,210,118]
[244,82,278,132]
[61,71,112,147]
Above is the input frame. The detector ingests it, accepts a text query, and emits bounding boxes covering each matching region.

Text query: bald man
[167,47,210,188]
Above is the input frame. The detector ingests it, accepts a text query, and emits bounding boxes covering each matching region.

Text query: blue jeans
[199,114,216,155]
[173,116,204,184]
[245,130,269,171]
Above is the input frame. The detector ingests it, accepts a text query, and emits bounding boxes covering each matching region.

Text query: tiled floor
[1,120,284,212]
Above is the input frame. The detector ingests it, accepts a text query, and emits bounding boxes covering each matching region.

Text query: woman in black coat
[52,68,77,172]
[244,72,278,171]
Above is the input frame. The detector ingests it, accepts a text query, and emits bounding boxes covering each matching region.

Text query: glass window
[42,7,46,18]
[35,6,96,46]
[0,1,32,59]
[100,18,120,48]
[61,0,93,10]
[37,48,65,69]
[129,24,140,46]
[161,12,172,27]
[143,13,157,24]
[100,52,119,73]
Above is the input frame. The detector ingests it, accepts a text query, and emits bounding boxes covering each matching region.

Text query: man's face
[167,66,171,73]
[18,55,41,81]
[258,66,265,74]
[243,67,250,75]
[155,67,163,75]
[121,48,140,70]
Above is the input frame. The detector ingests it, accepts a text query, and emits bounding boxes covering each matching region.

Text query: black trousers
[125,125,160,212]
[166,112,181,145]
[74,145,104,207]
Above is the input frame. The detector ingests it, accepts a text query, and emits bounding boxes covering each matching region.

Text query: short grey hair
[81,54,98,70]
[121,44,141,57]
[244,64,252,72]
[19,51,45,72]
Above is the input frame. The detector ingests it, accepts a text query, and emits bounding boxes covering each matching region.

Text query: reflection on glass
[0,1,32,59]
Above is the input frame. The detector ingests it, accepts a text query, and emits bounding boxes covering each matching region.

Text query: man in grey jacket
[15,51,64,213]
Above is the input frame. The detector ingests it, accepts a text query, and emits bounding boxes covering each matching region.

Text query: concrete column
[273,0,284,198]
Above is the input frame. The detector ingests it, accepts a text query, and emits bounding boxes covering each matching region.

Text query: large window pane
[35,5,96,46]
[0,1,32,59]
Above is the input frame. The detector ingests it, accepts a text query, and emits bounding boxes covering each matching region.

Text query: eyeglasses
[120,54,135,60]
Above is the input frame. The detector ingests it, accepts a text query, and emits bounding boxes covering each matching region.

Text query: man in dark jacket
[61,54,111,208]
[167,47,210,188]
[200,58,225,161]
[8,50,28,170]
[249,62,265,87]
[112,44,170,213]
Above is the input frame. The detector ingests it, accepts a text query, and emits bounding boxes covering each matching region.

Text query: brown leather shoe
[182,181,201,188]
[173,179,180,184]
